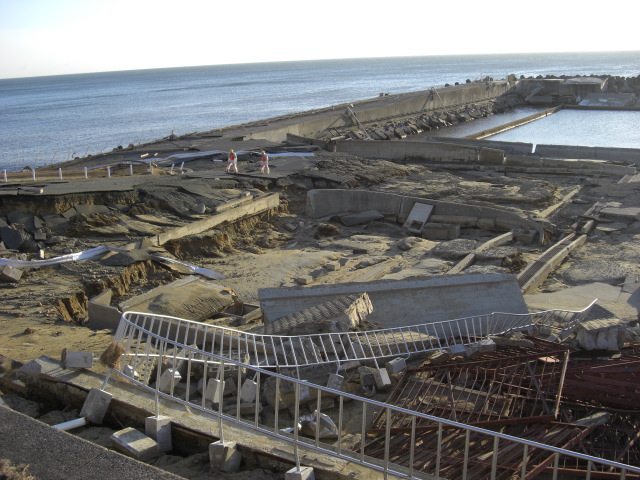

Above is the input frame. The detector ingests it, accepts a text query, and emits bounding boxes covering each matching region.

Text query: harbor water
[0,51,638,171]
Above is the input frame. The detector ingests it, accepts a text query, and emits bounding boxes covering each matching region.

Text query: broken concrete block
[386,357,407,374]
[373,368,391,390]
[240,379,258,404]
[111,427,159,461]
[61,349,93,369]
[0,265,23,283]
[285,466,315,480]
[145,415,172,452]
[80,388,112,424]
[576,318,625,351]
[204,378,225,404]
[295,276,313,285]
[326,373,344,391]
[209,440,242,473]
[122,364,140,380]
[158,368,181,393]
[490,332,534,348]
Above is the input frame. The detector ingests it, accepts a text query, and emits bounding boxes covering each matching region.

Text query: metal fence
[115,301,596,374]
[101,301,640,479]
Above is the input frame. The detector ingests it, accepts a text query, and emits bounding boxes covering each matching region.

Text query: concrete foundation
[79,388,112,424]
[145,415,172,452]
[209,440,242,473]
[285,466,315,480]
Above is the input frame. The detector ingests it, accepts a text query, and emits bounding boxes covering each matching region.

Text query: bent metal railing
[115,300,596,375]
[103,300,640,479]
[107,306,640,480]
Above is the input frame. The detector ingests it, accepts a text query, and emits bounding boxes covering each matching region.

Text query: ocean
[1,51,638,171]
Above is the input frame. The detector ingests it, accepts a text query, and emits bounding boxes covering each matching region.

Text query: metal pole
[84,167,88,179]
[58,168,62,180]
[107,166,111,178]
[129,165,133,176]
[3,170,6,182]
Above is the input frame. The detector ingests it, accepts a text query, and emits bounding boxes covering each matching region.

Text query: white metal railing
[106,309,640,479]
[116,300,596,375]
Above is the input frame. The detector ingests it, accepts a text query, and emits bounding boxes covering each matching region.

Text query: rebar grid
[368,337,569,433]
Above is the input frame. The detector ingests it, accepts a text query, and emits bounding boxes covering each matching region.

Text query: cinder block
[61,349,93,369]
[80,388,112,424]
[285,466,315,480]
[373,368,391,390]
[209,440,242,473]
[240,379,258,404]
[386,357,407,374]
[326,373,344,391]
[145,415,172,452]
[111,427,159,461]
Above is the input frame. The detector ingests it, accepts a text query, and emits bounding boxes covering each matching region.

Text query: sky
[0,0,638,79]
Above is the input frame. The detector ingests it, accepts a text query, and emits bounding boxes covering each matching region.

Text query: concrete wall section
[535,144,640,165]
[258,273,528,330]
[334,140,480,164]
[305,189,544,241]
[429,137,534,155]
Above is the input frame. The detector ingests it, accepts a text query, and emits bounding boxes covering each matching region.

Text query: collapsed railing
[108,305,640,479]
[116,300,596,375]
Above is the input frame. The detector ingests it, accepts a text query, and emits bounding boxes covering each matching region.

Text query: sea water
[0,51,638,171]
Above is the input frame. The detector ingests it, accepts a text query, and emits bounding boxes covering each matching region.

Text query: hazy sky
[1,0,638,79]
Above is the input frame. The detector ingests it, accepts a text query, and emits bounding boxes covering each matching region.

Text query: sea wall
[244,81,515,143]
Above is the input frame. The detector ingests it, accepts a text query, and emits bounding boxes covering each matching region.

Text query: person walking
[259,149,270,174]
[226,149,238,173]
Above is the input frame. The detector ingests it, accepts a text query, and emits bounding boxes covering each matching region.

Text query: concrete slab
[260,273,528,330]
[524,282,639,321]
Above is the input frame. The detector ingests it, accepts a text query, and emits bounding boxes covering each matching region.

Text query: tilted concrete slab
[259,273,528,329]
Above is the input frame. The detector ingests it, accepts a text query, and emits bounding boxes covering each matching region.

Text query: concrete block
[222,377,236,397]
[111,427,159,461]
[158,368,181,393]
[209,440,242,473]
[576,318,624,351]
[240,379,258,404]
[145,415,172,452]
[204,378,225,404]
[477,338,497,353]
[0,265,23,283]
[326,373,344,391]
[476,217,496,229]
[448,344,467,358]
[285,466,315,480]
[373,368,391,390]
[61,349,93,369]
[122,364,140,380]
[337,360,361,372]
[295,276,313,285]
[325,261,341,271]
[513,228,537,244]
[386,357,407,374]
[80,388,112,424]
